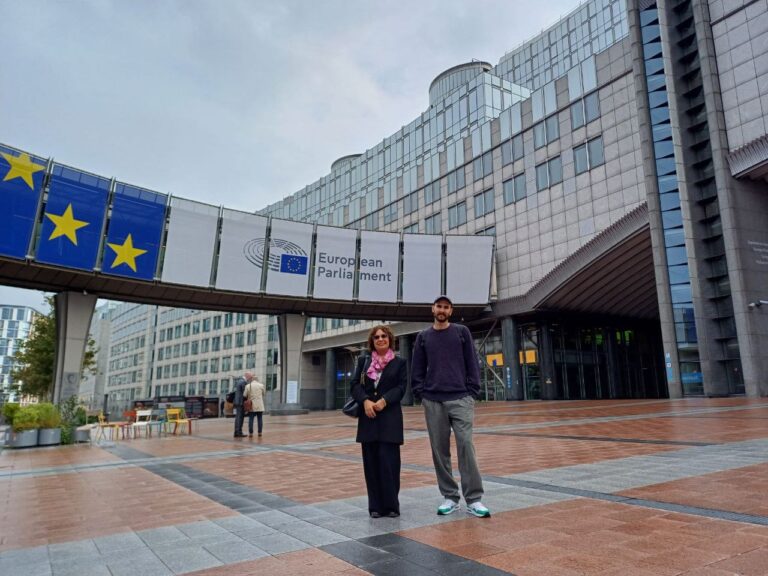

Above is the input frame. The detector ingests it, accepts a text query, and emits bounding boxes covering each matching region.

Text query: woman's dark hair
[366,324,395,352]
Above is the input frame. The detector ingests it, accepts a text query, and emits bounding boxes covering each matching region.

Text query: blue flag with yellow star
[35,165,110,271]
[103,183,167,280]
[0,145,46,260]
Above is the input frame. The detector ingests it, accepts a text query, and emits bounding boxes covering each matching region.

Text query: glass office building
[255,0,768,406]
[0,305,41,404]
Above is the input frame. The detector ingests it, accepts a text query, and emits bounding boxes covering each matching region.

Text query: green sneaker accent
[466,502,491,518]
[437,499,459,515]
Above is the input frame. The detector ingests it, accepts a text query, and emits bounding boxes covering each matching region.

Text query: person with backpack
[350,324,407,518]
[410,295,490,518]
[233,372,252,438]
[244,376,266,438]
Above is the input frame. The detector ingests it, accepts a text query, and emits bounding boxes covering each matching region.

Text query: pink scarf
[367,349,395,382]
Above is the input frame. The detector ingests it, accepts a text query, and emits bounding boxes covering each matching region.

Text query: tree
[11,296,97,401]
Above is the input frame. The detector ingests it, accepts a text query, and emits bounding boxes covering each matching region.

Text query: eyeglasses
[373,334,388,340]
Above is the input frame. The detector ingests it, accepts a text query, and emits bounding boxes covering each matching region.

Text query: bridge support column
[272,314,309,415]
[53,291,97,405]
[325,348,336,410]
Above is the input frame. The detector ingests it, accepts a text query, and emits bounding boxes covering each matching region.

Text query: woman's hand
[373,399,387,412]
[363,399,377,419]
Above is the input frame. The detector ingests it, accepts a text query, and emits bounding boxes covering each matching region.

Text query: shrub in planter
[2,402,20,426]
[9,406,39,448]
[59,396,87,445]
[37,403,62,446]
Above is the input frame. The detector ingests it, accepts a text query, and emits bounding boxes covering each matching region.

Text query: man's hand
[364,399,377,419]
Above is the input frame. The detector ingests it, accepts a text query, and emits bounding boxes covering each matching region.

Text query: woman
[244,377,266,438]
[350,324,407,518]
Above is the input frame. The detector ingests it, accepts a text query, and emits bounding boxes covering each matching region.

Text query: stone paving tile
[152,541,224,573]
[183,548,366,575]
[0,444,121,474]
[619,461,768,517]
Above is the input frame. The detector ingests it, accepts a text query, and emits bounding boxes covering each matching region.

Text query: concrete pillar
[325,348,336,410]
[273,313,309,415]
[501,317,523,400]
[398,335,413,405]
[53,291,97,405]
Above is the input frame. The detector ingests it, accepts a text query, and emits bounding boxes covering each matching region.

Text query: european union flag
[103,183,167,280]
[280,253,308,275]
[0,145,46,260]
[35,165,109,271]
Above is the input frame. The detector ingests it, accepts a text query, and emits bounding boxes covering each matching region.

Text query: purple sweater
[410,324,480,402]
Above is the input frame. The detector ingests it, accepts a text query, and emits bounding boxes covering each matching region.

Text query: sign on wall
[216,209,268,292]
[265,219,313,297]
[313,226,357,300]
[357,231,399,302]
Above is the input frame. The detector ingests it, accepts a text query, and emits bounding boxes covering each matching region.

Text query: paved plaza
[1,398,767,575]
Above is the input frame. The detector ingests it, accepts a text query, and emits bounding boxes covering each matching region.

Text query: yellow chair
[95,412,122,442]
[165,408,191,435]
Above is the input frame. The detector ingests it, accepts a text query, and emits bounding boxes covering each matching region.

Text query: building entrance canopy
[0,143,494,322]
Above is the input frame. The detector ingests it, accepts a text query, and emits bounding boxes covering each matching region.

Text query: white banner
[357,231,399,303]
[215,209,268,292]
[402,234,442,303]
[265,219,313,297]
[161,197,219,286]
[313,226,357,300]
[446,235,494,303]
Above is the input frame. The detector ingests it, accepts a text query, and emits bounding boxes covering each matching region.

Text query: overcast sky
[1,0,577,310]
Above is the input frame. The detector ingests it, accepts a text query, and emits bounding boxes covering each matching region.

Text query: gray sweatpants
[422,396,484,505]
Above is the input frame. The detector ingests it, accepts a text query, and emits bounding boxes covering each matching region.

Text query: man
[233,372,252,438]
[411,295,490,518]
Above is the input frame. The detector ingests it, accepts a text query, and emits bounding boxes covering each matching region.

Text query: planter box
[38,428,61,446]
[8,429,39,448]
[75,427,92,443]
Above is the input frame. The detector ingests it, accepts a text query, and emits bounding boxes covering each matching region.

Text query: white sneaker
[466,502,491,518]
[436,499,460,515]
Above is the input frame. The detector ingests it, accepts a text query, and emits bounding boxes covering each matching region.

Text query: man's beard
[433,312,449,322]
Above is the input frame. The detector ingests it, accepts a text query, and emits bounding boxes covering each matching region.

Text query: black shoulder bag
[342,356,370,418]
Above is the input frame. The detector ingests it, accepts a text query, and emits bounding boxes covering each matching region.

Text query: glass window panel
[668,264,690,285]
[664,227,685,247]
[673,303,695,323]
[662,208,683,228]
[659,192,680,211]
[574,143,589,174]
[650,106,670,125]
[643,41,663,60]
[670,283,693,304]
[588,136,604,167]
[640,9,658,27]
[646,74,667,93]
[512,134,524,160]
[533,122,547,148]
[642,24,661,44]
[571,101,585,129]
[503,179,515,204]
[546,114,560,141]
[654,139,674,159]
[514,173,527,201]
[536,163,549,190]
[657,173,678,193]
[666,245,688,266]
[648,90,668,109]
[652,123,672,142]
[656,157,676,176]
[549,156,563,185]
[585,92,600,122]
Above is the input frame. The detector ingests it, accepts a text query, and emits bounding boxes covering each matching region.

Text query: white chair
[131,409,153,438]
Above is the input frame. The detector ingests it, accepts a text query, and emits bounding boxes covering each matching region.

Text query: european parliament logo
[243,237,308,275]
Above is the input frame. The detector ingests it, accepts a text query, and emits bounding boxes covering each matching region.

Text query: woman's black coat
[350,354,406,445]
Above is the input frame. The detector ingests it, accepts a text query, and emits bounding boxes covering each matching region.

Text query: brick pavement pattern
[0,398,766,575]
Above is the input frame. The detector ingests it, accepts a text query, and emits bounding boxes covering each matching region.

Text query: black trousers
[361,442,401,515]
[234,406,244,435]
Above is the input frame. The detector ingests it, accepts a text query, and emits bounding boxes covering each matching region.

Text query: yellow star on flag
[45,204,89,245]
[1,152,46,189]
[107,234,147,272]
